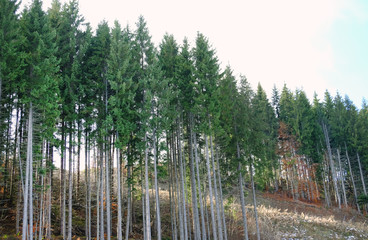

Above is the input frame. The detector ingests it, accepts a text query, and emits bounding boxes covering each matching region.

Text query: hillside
[1,186,367,240]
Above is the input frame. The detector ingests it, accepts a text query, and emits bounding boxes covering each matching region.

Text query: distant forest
[0,0,367,239]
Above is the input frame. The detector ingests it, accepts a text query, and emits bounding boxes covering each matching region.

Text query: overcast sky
[22,0,368,108]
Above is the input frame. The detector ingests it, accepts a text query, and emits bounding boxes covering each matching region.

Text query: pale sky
[21,0,368,108]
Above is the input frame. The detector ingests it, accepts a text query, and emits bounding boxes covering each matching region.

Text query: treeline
[0,0,367,239]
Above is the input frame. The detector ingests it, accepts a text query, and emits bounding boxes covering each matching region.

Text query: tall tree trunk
[173,134,184,240]
[205,135,217,240]
[15,106,22,235]
[237,141,249,240]
[68,129,73,240]
[38,142,45,240]
[47,142,53,239]
[322,123,341,208]
[188,116,201,240]
[250,160,260,240]
[106,139,111,240]
[117,135,122,240]
[177,122,188,240]
[22,103,33,240]
[85,133,89,240]
[60,120,66,238]
[210,134,223,240]
[337,149,347,208]
[322,157,331,208]
[153,128,161,240]
[125,164,132,240]
[168,138,177,240]
[145,132,152,240]
[357,153,367,212]
[99,144,105,240]
[357,153,367,195]
[345,147,360,213]
[215,148,228,240]
[193,131,207,240]
[9,106,20,203]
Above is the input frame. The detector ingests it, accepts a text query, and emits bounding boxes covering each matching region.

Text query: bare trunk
[205,135,217,240]
[337,149,347,208]
[96,146,100,240]
[173,134,184,240]
[357,153,367,195]
[68,130,73,240]
[215,148,228,240]
[188,117,201,240]
[60,122,66,238]
[193,131,207,240]
[100,145,104,240]
[250,160,260,240]
[117,136,122,240]
[144,132,151,239]
[85,133,89,239]
[323,123,341,208]
[22,103,33,240]
[210,134,223,240]
[345,147,360,213]
[237,141,248,240]
[106,139,111,240]
[153,128,161,240]
[322,160,330,208]
[125,165,132,240]
[177,122,188,240]
[47,143,53,239]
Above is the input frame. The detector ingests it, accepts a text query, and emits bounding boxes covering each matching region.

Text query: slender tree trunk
[210,134,223,240]
[85,133,89,239]
[100,144,105,240]
[22,103,33,240]
[215,148,228,240]
[177,122,188,240]
[152,128,161,240]
[106,139,111,240]
[15,107,22,235]
[145,132,152,239]
[117,135,122,240]
[173,134,184,240]
[77,111,81,200]
[9,106,20,203]
[357,153,368,213]
[38,146,45,240]
[88,140,92,239]
[188,117,201,240]
[125,164,132,240]
[337,149,347,208]
[47,143,53,239]
[345,148,360,213]
[68,130,73,240]
[250,160,260,240]
[193,131,207,240]
[357,153,367,195]
[168,139,177,240]
[60,121,66,238]
[322,158,331,208]
[323,123,341,208]
[205,135,217,240]
[237,141,248,240]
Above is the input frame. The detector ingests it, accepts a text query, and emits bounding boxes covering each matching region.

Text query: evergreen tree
[19,0,60,238]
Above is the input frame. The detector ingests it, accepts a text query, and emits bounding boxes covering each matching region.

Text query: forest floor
[0,187,367,239]
[238,190,368,240]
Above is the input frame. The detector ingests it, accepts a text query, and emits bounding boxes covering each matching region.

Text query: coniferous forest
[1,0,368,239]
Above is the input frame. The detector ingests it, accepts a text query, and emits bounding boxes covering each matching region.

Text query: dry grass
[224,191,368,240]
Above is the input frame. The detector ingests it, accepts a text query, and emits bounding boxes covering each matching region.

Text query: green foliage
[357,194,368,206]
